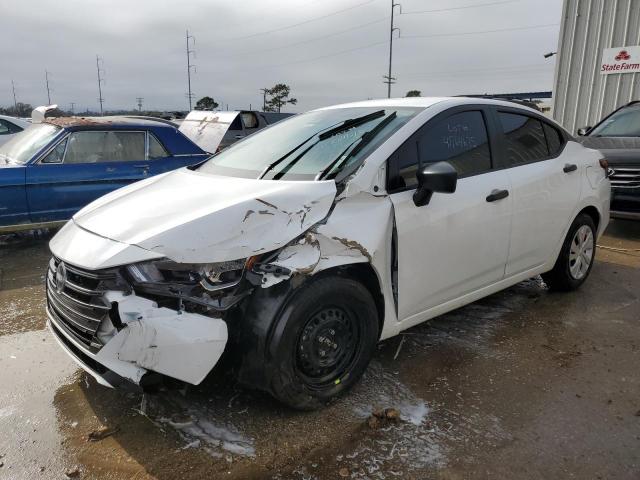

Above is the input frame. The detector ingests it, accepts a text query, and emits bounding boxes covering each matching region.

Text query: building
[552,0,640,133]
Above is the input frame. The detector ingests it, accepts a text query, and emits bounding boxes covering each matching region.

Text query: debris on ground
[65,466,80,477]
[367,407,401,429]
[86,426,119,442]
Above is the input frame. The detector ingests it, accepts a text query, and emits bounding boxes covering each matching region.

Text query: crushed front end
[46,254,238,389]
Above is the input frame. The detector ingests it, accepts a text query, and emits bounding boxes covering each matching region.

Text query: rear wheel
[268,276,378,410]
[542,213,596,291]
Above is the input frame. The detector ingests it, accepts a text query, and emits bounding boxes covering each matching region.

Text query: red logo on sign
[615,50,631,61]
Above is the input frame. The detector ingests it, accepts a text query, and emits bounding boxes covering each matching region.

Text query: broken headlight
[126,258,247,291]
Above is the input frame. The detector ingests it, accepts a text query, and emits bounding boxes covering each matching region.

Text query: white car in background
[46,97,610,409]
[0,115,30,146]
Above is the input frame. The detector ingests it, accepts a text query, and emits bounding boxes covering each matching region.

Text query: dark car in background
[578,101,640,220]
[0,116,209,231]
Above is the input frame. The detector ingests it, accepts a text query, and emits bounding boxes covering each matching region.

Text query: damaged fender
[97,292,227,385]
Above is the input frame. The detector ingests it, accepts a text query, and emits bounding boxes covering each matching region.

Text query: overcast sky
[2,0,562,113]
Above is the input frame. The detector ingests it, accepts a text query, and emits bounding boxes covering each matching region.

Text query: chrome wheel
[569,225,594,280]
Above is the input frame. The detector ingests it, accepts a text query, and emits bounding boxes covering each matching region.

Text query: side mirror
[413,161,457,207]
[576,126,591,136]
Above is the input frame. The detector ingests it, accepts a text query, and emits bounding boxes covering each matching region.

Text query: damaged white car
[46,97,610,409]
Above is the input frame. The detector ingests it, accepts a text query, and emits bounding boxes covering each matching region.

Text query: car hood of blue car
[71,167,337,264]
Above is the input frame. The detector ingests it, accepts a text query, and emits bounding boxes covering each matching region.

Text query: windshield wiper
[258,110,386,179]
[316,111,397,181]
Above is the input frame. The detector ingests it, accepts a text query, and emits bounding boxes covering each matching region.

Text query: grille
[610,166,640,189]
[46,257,114,348]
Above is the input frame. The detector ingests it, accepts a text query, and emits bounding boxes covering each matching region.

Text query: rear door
[388,106,513,323]
[26,130,148,222]
[491,108,581,276]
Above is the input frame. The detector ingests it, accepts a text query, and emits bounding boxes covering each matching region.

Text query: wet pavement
[0,221,639,479]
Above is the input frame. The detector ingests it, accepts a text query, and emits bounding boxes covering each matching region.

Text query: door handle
[563,163,577,173]
[234,135,244,139]
[106,167,115,173]
[486,189,509,202]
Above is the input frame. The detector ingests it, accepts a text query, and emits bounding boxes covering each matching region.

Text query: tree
[0,102,34,117]
[405,90,421,97]
[264,83,297,113]
[195,96,219,111]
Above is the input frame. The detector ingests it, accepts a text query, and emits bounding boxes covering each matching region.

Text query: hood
[579,136,640,164]
[178,111,240,153]
[73,168,337,263]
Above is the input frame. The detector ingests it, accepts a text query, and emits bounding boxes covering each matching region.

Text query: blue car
[0,116,209,231]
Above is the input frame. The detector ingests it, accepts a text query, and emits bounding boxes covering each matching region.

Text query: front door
[26,130,149,222]
[388,108,512,324]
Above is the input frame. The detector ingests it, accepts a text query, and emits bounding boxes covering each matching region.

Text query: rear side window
[64,131,146,164]
[148,133,169,159]
[543,123,563,155]
[498,112,549,166]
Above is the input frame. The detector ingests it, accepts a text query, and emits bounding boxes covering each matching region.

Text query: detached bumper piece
[46,257,228,388]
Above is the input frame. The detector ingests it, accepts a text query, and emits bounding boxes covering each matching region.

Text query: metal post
[136,97,144,112]
[45,70,52,104]
[70,102,75,115]
[96,55,105,115]
[383,1,401,98]
[186,30,196,111]
[11,80,17,110]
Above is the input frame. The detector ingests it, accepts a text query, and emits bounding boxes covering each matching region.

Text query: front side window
[0,123,61,164]
[64,131,146,164]
[498,112,549,166]
[42,138,68,164]
[389,110,492,190]
[199,107,423,181]
[0,120,11,135]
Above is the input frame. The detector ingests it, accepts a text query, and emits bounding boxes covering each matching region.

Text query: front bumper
[611,189,640,220]
[48,289,229,388]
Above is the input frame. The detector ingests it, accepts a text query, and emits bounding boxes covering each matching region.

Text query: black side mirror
[576,126,591,136]
[413,161,457,207]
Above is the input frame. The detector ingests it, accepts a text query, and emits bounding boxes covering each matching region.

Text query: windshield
[198,107,423,180]
[0,123,61,164]
[590,105,640,137]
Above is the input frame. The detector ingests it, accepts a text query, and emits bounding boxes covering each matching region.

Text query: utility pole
[260,88,269,111]
[136,97,144,112]
[11,80,18,110]
[186,29,196,111]
[96,55,105,115]
[70,102,75,115]
[383,0,401,98]
[45,70,52,104]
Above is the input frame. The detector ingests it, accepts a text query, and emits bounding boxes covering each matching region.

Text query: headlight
[126,258,248,291]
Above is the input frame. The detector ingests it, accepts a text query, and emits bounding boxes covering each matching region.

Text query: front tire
[268,276,379,410]
[542,213,596,291]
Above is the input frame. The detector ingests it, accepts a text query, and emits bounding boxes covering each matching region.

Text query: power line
[230,0,377,40]
[269,40,387,69]
[401,0,523,15]
[226,17,388,58]
[401,23,559,39]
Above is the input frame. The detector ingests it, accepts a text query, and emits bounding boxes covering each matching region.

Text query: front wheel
[268,276,379,410]
[542,213,597,291]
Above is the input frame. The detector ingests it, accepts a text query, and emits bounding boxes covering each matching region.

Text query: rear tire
[268,276,379,410]
[542,213,596,291]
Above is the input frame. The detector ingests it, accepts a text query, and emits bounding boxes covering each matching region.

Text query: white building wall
[553,0,640,133]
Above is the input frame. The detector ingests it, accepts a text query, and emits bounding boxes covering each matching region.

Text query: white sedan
[46,97,610,409]
[0,115,30,146]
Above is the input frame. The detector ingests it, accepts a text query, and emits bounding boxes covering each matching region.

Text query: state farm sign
[601,46,640,74]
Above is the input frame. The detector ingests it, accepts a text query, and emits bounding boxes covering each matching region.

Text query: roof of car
[317,96,543,115]
[43,115,177,129]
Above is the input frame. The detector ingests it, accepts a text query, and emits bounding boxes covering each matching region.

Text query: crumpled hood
[73,168,337,263]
